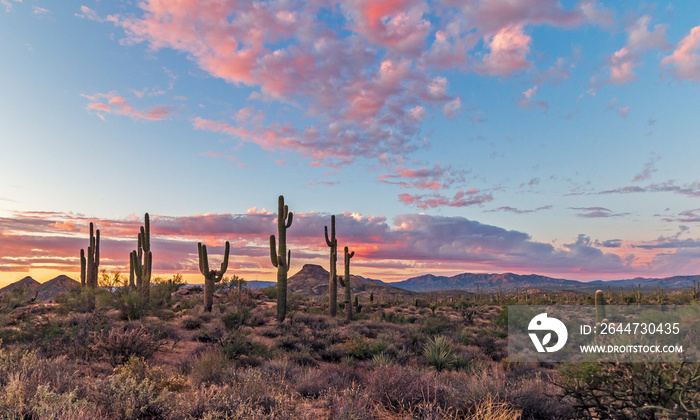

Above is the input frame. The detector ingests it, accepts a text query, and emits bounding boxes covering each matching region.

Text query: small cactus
[338,246,355,322]
[270,195,293,322]
[198,241,230,313]
[595,290,606,323]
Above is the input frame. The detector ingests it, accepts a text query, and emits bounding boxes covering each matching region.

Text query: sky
[1,0,700,287]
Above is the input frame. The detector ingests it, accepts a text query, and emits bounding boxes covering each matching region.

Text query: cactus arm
[220,241,230,273]
[80,249,86,286]
[349,251,354,259]
[144,213,150,251]
[270,235,279,267]
[94,229,100,267]
[324,226,332,247]
[198,243,209,275]
[338,275,345,288]
[286,211,293,229]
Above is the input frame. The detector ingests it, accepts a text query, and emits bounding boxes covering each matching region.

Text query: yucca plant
[370,352,394,369]
[422,335,456,372]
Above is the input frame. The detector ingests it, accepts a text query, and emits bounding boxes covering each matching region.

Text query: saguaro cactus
[198,241,230,313]
[338,246,355,322]
[80,222,100,311]
[325,215,338,317]
[130,213,152,298]
[80,222,100,289]
[595,289,606,324]
[270,195,293,322]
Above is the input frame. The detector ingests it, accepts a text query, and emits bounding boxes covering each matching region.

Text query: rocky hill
[0,276,41,297]
[287,264,415,299]
[36,275,80,302]
[1,275,79,302]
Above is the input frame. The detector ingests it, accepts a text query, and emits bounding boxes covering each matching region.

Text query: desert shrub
[193,326,223,343]
[219,331,255,360]
[294,368,327,397]
[340,335,372,360]
[188,350,234,386]
[366,365,450,413]
[29,385,101,419]
[109,289,149,321]
[149,279,182,308]
[35,313,110,360]
[173,296,201,312]
[181,315,202,330]
[328,384,374,420]
[221,307,250,330]
[423,335,457,372]
[100,358,170,420]
[55,286,104,314]
[260,285,277,300]
[422,313,452,335]
[90,324,167,366]
[507,372,575,420]
[469,394,522,420]
[0,348,93,418]
[247,306,273,327]
[0,286,31,313]
[287,348,318,367]
[557,361,700,419]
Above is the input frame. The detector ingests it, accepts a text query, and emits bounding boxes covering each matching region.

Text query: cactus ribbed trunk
[338,246,355,322]
[325,215,338,317]
[80,222,100,310]
[199,241,230,313]
[595,289,606,324]
[130,213,152,298]
[270,195,293,322]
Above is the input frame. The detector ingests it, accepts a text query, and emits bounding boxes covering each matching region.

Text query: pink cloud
[443,0,612,35]
[399,188,493,209]
[517,85,548,110]
[379,163,467,190]
[662,25,700,82]
[476,24,532,76]
[85,93,175,121]
[345,0,431,54]
[607,16,669,84]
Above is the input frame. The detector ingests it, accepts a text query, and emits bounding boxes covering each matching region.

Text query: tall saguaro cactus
[325,215,338,317]
[198,241,230,313]
[270,195,293,322]
[80,222,100,311]
[80,222,100,289]
[338,246,355,322]
[130,213,152,298]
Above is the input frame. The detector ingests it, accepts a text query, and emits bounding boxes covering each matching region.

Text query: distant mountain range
[2,270,697,301]
[372,272,700,293]
[0,275,80,302]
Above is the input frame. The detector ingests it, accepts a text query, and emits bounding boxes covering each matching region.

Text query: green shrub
[103,358,170,419]
[423,335,456,372]
[90,325,166,366]
[222,307,250,330]
[181,316,202,330]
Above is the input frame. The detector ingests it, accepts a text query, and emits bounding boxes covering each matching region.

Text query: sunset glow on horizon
[2,1,700,287]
